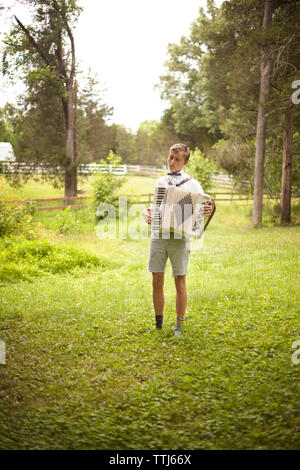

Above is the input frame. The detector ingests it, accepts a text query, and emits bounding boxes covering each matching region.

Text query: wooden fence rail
[6,191,298,211]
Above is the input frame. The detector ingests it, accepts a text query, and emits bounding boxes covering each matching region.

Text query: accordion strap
[167,177,192,187]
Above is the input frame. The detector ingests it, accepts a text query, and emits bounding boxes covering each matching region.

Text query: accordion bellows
[151,185,211,238]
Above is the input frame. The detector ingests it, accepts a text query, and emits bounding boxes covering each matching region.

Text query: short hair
[169,143,190,161]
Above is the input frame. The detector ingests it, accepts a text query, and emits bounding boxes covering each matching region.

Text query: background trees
[1,0,299,224]
[158,0,300,225]
[2,0,82,198]
[77,73,114,163]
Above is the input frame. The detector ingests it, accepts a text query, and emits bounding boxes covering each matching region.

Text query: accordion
[151,185,211,238]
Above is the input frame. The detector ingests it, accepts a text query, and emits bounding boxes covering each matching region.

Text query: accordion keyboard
[151,185,211,238]
[151,186,166,234]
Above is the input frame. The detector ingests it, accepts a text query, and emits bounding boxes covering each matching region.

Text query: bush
[91,151,126,221]
[0,237,119,282]
[187,147,216,192]
[0,262,40,282]
[0,178,36,238]
[52,206,76,233]
[211,138,254,193]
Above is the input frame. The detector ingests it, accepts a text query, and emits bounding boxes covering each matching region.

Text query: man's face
[168,150,188,173]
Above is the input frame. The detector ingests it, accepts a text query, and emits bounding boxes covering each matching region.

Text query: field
[0,175,299,450]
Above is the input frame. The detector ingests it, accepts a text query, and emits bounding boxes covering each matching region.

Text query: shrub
[0,263,40,283]
[91,150,126,221]
[52,206,76,233]
[211,138,254,193]
[187,147,216,192]
[0,178,36,238]
[0,237,119,282]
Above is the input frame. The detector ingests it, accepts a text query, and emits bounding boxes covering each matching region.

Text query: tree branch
[13,15,51,67]
[52,0,76,82]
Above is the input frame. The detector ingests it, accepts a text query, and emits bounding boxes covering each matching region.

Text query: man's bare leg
[174,275,187,335]
[152,272,164,328]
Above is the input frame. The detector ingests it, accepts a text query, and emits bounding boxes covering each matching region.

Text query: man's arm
[190,179,214,215]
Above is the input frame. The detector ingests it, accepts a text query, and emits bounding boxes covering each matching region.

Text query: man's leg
[174,275,187,335]
[152,272,164,328]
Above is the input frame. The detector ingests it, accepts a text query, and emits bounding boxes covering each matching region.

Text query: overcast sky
[0,0,223,132]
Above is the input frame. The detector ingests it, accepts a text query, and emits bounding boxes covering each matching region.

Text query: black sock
[155,315,163,329]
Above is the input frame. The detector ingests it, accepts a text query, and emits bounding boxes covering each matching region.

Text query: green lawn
[0,178,299,450]
[1,174,158,199]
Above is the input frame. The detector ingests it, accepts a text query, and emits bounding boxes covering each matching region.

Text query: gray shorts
[148,238,191,277]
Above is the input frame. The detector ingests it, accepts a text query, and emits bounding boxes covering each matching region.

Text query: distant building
[0,142,15,162]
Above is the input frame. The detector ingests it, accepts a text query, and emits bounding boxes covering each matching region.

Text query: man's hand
[204,200,214,215]
[143,208,152,225]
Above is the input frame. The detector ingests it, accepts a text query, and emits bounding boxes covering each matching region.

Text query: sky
[0,0,223,132]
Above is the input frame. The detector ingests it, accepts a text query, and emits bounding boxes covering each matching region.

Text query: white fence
[211,172,234,188]
[77,163,167,177]
[0,161,235,187]
[0,162,167,178]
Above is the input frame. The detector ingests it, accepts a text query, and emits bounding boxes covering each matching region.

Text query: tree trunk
[280,105,293,224]
[252,0,275,226]
[64,82,77,203]
[64,165,77,199]
[74,79,78,168]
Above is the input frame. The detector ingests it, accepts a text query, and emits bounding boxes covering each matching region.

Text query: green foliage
[291,132,300,196]
[212,138,254,193]
[0,107,14,142]
[0,206,299,449]
[158,0,300,209]
[187,147,216,191]
[77,72,114,162]
[0,0,83,196]
[91,151,126,220]
[0,262,39,283]
[0,236,118,283]
[52,206,76,233]
[0,178,36,237]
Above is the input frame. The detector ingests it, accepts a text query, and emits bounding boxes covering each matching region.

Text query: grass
[0,176,299,450]
[1,174,158,199]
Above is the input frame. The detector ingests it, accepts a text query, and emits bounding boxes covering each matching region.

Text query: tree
[0,107,14,143]
[280,105,293,223]
[158,0,300,223]
[157,14,223,155]
[257,0,300,222]
[275,0,300,224]
[77,73,114,162]
[2,0,82,200]
[133,119,177,166]
[252,0,277,226]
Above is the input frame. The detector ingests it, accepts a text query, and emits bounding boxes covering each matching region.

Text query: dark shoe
[145,327,162,333]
